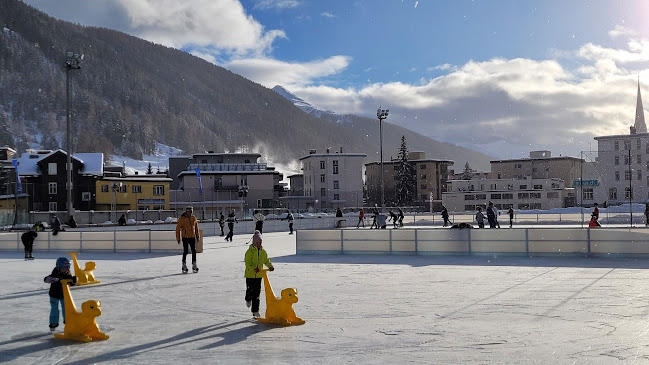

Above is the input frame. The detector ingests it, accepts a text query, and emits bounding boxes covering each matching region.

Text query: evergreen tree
[0,111,14,148]
[461,162,473,180]
[146,162,153,175]
[395,135,416,206]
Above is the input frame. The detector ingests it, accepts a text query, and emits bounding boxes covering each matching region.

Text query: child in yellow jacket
[244,231,274,318]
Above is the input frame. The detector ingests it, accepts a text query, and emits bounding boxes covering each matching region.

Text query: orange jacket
[176,213,200,241]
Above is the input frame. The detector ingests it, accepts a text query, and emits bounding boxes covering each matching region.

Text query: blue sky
[23,0,649,160]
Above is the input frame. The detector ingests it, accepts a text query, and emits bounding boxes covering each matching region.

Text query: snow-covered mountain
[272,85,337,118]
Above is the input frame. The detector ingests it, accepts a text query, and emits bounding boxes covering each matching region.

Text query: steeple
[635,77,647,133]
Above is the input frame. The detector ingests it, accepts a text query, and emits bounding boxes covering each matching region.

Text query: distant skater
[507,206,514,228]
[486,202,496,228]
[176,206,200,273]
[253,210,266,234]
[398,208,404,227]
[644,203,649,226]
[219,212,225,236]
[441,206,450,227]
[475,207,485,229]
[356,209,365,228]
[225,210,237,242]
[282,211,295,234]
[590,203,601,227]
[21,230,38,260]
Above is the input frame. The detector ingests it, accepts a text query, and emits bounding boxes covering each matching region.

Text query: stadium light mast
[65,51,82,218]
[377,107,389,209]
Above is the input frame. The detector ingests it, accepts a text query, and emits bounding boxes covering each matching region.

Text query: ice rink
[2,229,649,364]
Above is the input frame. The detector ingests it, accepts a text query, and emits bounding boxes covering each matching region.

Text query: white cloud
[115,0,286,57]
[225,55,353,88]
[254,0,301,10]
[321,12,336,18]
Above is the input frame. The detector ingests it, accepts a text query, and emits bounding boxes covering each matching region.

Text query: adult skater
[218,212,225,236]
[645,203,649,226]
[486,202,496,228]
[475,207,485,229]
[398,208,404,227]
[441,206,450,227]
[282,211,295,234]
[244,231,274,318]
[356,209,365,228]
[507,206,514,228]
[175,206,201,273]
[253,210,266,234]
[50,214,63,235]
[225,210,237,242]
[591,203,601,227]
[21,229,38,260]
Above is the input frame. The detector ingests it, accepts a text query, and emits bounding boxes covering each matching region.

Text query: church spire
[635,77,647,133]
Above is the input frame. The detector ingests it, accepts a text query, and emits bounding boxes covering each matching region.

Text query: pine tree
[461,162,473,180]
[146,162,153,175]
[395,135,416,206]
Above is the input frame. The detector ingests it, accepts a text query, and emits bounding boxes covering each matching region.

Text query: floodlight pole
[65,52,82,218]
[377,107,389,210]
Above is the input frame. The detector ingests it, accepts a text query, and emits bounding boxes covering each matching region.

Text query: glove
[254,268,259,273]
[177,240,180,245]
[269,267,274,271]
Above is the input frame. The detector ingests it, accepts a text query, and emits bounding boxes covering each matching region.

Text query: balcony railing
[189,163,268,172]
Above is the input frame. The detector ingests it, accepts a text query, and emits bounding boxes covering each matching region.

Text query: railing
[189,163,267,172]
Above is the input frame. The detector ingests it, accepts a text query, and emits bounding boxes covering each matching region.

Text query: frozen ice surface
[2,230,649,364]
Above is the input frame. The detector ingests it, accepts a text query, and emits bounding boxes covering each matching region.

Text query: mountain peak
[272,85,336,117]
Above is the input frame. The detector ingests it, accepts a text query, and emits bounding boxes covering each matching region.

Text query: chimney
[340,147,343,153]
[326,148,330,154]
[309,149,316,154]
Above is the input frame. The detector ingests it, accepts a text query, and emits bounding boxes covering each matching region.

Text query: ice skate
[192,262,198,273]
[182,262,188,274]
[49,323,58,331]
[28,253,34,260]
[252,311,260,318]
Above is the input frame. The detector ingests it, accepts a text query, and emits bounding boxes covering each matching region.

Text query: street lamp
[377,107,389,210]
[65,51,82,218]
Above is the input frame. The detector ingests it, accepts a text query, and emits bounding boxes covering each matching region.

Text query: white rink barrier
[0,231,179,253]
[296,228,649,257]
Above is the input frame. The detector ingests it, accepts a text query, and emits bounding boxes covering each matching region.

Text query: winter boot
[25,253,29,260]
[192,262,198,273]
[182,262,188,274]
[29,252,34,260]
[49,323,58,331]
[252,311,261,318]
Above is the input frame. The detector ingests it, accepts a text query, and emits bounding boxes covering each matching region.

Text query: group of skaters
[355,208,405,229]
[473,202,515,229]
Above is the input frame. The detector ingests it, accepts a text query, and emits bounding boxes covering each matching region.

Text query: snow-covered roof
[15,150,104,177]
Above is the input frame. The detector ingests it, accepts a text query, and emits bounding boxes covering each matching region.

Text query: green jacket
[244,245,273,278]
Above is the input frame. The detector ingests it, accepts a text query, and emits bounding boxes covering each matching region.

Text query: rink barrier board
[296,228,649,257]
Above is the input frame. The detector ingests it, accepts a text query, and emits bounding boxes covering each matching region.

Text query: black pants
[289,222,293,234]
[255,222,263,234]
[219,224,224,236]
[226,223,234,241]
[245,278,262,312]
[182,237,197,263]
[22,239,33,256]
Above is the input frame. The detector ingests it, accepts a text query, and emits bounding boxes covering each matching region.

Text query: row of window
[613,140,649,151]
[613,170,644,181]
[464,203,542,210]
[99,184,165,195]
[459,183,549,192]
[315,160,340,174]
[464,191,559,200]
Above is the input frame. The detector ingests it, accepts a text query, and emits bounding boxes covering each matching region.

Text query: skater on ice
[244,230,274,318]
[21,229,38,260]
[225,210,237,242]
[44,257,77,331]
[176,206,200,273]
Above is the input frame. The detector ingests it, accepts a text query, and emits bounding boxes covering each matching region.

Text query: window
[615,156,619,165]
[625,187,633,199]
[320,188,326,196]
[240,176,248,186]
[465,205,476,211]
[533,184,543,189]
[153,185,164,196]
[491,193,502,200]
[333,180,339,189]
[615,171,620,181]
[49,202,57,211]
[421,184,427,189]
[333,160,339,174]
[614,141,620,150]
[502,193,513,199]
[547,192,559,199]
[420,164,427,169]
[646,144,649,154]
[82,192,91,201]
[582,188,593,200]
[625,171,631,180]
[638,139,642,149]
[48,163,57,175]
[519,185,527,190]
[421,194,428,200]
[530,192,542,199]
[48,182,57,194]
[639,170,643,180]
[320,161,325,169]
[464,194,475,200]
[532,167,537,173]
[624,140,631,150]
[638,155,642,164]
[132,185,142,193]
[333,193,340,200]
[421,174,427,179]
[119,185,126,193]
[624,155,629,165]
[475,194,487,200]
[514,163,522,169]
[201,159,207,163]
[101,184,109,192]
[518,203,530,209]
[320,174,325,183]
[214,177,222,188]
[518,193,529,199]
[393,166,399,171]
[609,188,618,200]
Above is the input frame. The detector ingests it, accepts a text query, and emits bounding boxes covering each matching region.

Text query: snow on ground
[2,230,649,363]
[108,142,182,175]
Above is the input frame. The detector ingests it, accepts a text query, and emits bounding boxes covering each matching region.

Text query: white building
[300,148,366,211]
[442,176,569,212]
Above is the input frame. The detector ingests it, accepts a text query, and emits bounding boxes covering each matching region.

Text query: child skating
[44,257,77,331]
[244,231,274,318]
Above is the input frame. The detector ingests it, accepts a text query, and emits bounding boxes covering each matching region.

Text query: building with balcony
[169,152,286,217]
[94,176,172,213]
[300,148,365,211]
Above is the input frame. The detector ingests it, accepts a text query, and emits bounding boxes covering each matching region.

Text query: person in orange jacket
[176,206,200,273]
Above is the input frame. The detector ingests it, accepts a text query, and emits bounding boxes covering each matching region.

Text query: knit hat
[252,230,262,245]
[56,257,70,269]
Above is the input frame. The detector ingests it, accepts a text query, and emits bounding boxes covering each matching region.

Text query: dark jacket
[44,268,77,299]
[21,230,38,244]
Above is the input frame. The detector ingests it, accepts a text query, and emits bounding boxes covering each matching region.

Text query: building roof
[15,150,104,176]
[365,158,454,166]
[99,176,172,182]
[594,133,649,140]
[300,153,367,161]
[489,156,581,163]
